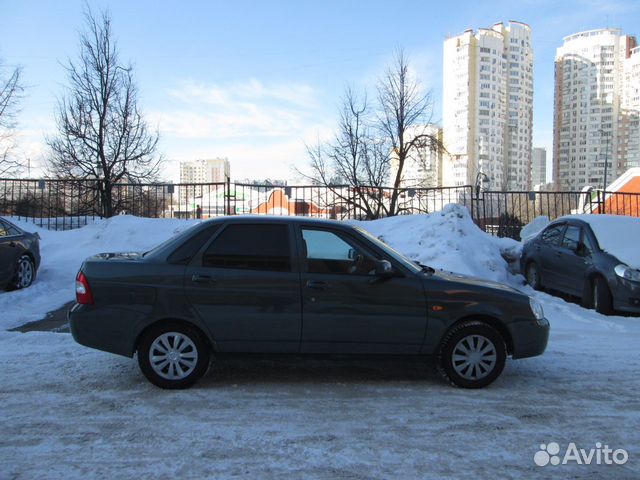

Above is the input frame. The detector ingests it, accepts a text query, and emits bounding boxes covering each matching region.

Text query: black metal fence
[1,177,639,238]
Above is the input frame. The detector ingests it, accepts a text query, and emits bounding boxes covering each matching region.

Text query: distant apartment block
[553,29,639,191]
[531,147,547,188]
[389,125,443,188]
[180,158,230,184]
[179,158,230,206]
[442,21,534,190]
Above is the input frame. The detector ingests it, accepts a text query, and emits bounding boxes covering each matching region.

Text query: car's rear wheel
[592,276,613,315]
[10,254,35,290]
[437,321,506,389]
[138,323,210,389]
[525,261,542,290]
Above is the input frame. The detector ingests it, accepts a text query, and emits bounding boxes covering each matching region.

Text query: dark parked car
[70,216,549,389]
[521,214,640,315]
[0,217,41,290]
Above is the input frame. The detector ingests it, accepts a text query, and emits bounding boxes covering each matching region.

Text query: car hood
[428,269,525,295]
[606,247,640,270]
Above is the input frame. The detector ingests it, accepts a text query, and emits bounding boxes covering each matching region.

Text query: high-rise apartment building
[442,21,533,190]
[553,29,639,191]
[178,158,231,206]
[179,158,230,184]
[531,147,547,188]
[389,125,443,188]
[621,45,640,171]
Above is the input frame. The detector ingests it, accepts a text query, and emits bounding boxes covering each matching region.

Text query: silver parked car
[521,214,640,315]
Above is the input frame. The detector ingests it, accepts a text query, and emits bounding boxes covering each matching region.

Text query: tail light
[75,271,94,305]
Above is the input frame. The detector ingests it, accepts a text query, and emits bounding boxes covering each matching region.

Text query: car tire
[137,323,210,389]
[592,276,613,315]
[9,254,36,290]
[437,320,506,389]
[525,261,542,290]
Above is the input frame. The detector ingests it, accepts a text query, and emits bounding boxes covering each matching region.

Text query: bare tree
[303,50,443,219]
[47,8,161,217]
[0,59,25,176]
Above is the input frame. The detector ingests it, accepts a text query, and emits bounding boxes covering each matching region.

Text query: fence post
[226,176,232,215]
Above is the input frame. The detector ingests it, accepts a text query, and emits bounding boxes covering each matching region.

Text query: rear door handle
[306,280,329,290]
[191,274,216,285]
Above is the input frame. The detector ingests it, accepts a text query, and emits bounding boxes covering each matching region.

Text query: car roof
[201,215,356,229]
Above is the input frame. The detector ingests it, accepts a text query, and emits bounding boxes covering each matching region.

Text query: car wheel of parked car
[437,320,506,389]
[592,277,613,315]
[525,261,542,290]
[137,323,210,389]
[10,255,35,290]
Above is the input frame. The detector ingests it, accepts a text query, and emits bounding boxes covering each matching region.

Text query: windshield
[353,226,422,274]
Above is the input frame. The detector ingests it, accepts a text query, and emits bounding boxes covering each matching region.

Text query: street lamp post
[598,129,610,214]
[475,171,490,197]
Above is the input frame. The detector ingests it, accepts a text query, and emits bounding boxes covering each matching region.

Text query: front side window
[541,224,564,246]
[202,224,291,272]
[302,228,376,275]
[0,220,18,237]
[561,225,581,251]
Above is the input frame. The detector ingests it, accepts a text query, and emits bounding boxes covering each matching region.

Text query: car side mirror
[375,259,394,277]
[576,242,587,256]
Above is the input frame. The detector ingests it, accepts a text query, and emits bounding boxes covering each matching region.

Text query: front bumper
[508,317,550,359]
[611,278,640,314]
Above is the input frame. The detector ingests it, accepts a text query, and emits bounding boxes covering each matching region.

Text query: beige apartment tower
[442,21,534,190]
[553,29,639,191]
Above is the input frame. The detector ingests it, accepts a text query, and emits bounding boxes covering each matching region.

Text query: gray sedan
[521,215,640,315]
[0,217,41,290]
[70,216,549,389]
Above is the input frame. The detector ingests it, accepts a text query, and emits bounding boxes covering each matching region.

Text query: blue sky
[2,0,639,181]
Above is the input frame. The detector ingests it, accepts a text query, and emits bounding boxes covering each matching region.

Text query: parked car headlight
[529,297,545,322]
[614,264,640,282]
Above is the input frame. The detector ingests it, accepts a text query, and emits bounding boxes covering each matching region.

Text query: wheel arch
[133,318,217,356]
[445,315,514,356]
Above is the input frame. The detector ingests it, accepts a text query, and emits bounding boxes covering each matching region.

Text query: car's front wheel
[437,321,506,388]
[137,323,210,389]
[10,254,35,290]
[591,276,613,315]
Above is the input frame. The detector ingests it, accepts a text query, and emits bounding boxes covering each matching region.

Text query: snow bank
[355,204,521,285]
[0,216,200,330]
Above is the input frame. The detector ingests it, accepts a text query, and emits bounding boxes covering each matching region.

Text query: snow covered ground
[1,209,639,479]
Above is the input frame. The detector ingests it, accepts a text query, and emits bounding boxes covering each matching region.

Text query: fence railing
[1,178,639,238]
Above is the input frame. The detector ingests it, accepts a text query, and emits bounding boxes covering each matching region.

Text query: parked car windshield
[352,226,422,274]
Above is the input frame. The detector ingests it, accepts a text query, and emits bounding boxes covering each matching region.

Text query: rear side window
[541,224,564,246]
[202,224,291,272]
[561,225,581,251]
[168,224,221,265]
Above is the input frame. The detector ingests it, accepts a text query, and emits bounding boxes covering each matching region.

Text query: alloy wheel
[17,256,34,288]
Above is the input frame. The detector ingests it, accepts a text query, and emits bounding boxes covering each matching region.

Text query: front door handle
[191,274,216,285]
[306,280,329,290]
